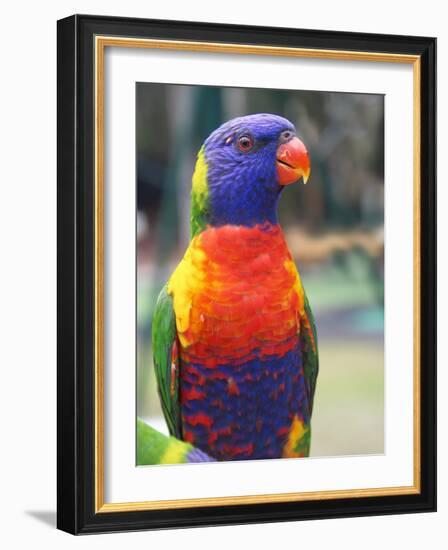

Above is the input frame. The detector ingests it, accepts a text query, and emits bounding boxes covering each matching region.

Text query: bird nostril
[281,149,292,161]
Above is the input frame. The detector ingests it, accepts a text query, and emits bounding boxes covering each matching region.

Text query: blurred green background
[136,83,384,458]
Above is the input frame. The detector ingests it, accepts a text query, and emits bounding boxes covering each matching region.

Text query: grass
[311,340,384,457]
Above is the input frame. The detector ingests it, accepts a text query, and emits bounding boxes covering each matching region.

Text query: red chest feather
[168,223,305,367]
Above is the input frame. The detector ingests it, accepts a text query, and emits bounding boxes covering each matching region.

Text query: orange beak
[276,137,311,186]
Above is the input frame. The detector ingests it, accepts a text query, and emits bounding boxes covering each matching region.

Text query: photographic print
[58,16,436,533]
[136,83,385,465]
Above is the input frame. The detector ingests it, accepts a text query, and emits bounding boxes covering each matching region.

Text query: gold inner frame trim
[94,35,421,513]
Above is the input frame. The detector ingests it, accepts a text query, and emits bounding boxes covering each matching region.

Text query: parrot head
[190,113,310,236]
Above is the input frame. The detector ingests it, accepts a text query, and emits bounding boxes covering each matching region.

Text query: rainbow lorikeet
[137,418,214,465]
[152,113,318,461]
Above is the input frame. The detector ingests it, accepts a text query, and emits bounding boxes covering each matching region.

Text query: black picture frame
[57,14,436,534]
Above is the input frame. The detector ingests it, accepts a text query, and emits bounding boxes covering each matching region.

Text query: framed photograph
[57,14,436,534]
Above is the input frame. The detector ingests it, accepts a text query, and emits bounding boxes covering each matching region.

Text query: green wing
[300,291,319,416]
[152,285,182,438]
[137,418,214,465]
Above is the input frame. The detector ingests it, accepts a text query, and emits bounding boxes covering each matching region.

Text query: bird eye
[280,130,294,143]
[237,135,254,152]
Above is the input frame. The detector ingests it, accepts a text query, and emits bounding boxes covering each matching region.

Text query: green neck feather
[190,146,210,239]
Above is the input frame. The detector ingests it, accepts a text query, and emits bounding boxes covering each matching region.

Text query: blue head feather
[202,113,296,227]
